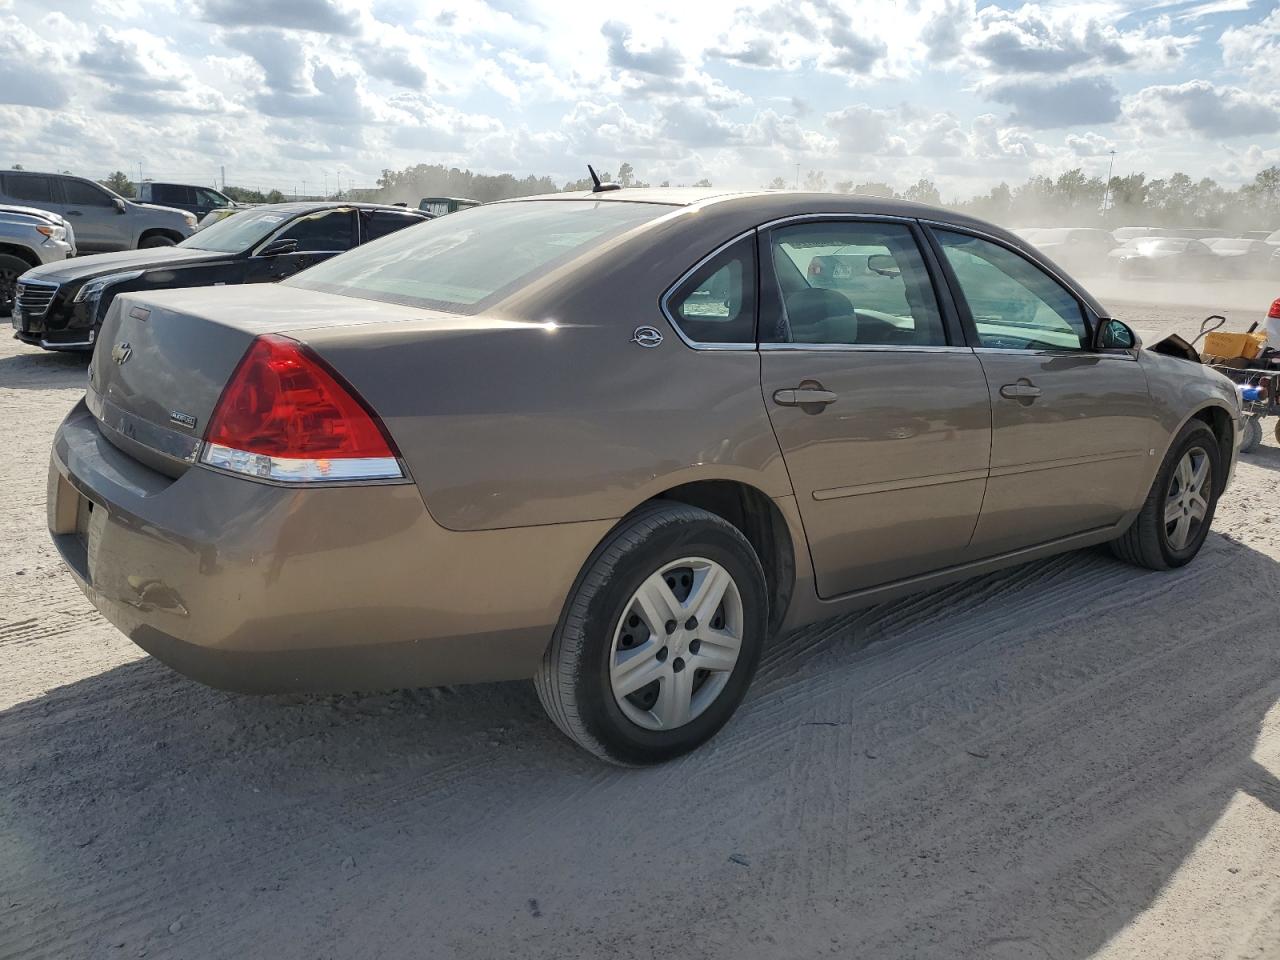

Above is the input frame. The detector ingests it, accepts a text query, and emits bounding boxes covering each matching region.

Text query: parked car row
[12,201,431,349]
[0,170,196,253]
[1014,224,1280,279]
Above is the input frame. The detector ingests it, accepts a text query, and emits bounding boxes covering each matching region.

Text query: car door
[930,227,1158,556]
[60,178,128,252]
[755,217,992,598]
[245,208,357,283]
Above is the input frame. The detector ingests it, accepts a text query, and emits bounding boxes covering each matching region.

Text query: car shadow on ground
[0,345,90,391]
[1241,442,1280,472]
[2,534,1279,959]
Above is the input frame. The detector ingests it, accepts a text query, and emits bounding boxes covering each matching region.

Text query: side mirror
[1097,318,1140,351]
[866,253,901,278]
[260,238,298,257]
[113,198,127,214]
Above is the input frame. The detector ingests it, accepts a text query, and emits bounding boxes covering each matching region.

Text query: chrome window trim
[658,228,759,352]
[756,212,918,230]
[759,342,974,355]
[971,346,1138,362]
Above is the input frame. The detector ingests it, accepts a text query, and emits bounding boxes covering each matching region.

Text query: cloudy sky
[1,0,1277,197]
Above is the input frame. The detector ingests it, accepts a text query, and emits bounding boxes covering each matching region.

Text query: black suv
[13,202,430,350]
[136,181,238,220]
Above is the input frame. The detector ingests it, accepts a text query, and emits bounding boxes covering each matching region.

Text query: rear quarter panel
[301,318,791,531]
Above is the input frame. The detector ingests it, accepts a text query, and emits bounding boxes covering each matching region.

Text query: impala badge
[631,326,663,348]
[111,341,133,365]
[169,410,197,430]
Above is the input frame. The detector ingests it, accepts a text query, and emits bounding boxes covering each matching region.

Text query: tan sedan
[48,189,1241,763]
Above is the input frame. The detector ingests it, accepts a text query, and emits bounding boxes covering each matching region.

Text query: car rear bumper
[48,400,613,693]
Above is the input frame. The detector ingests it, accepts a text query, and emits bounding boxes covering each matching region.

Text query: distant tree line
[781,165,1280,230]
[40,159,1280,231]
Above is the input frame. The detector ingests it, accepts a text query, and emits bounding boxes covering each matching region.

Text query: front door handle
[999,379,1042,403]
[773,388,838,407]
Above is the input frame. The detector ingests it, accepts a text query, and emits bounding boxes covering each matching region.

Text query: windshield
[286,200,671,313]
[179,208,297,253]
[1209,239,1251,251]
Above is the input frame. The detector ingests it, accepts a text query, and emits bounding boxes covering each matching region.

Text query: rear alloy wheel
[1111,421,1221,570]
[535,504,767,765]
[0,253,30,318]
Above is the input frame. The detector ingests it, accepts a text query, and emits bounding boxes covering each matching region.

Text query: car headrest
[784,288,858,343]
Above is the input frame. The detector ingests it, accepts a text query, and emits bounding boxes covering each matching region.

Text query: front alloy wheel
[1111,420,1221,570]
[1164,447,1211,551]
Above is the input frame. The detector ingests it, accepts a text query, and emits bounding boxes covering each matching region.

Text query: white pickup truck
[0,205,75,317]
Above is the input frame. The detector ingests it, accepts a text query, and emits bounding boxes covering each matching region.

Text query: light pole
[1103,149,1117,213]
[794,163,801,190]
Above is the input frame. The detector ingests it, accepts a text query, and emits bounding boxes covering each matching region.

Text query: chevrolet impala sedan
[48,189,1241,764]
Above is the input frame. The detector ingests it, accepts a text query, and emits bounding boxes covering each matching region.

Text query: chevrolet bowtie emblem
[111,341,133,365]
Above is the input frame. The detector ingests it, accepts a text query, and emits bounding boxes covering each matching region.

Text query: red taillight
[201,335,401,482]
[1269,298,1280,320]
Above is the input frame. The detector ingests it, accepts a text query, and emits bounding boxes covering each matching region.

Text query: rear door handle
[773,388,838,407]
[999,379,1042,402]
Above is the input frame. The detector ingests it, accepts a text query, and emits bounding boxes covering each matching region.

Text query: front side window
[664,237,756,345]
[196,188,229,208]
[63,180,115,207]
[935,230,1088,351]
[6,175,55,203]
[765,221,945,346]
[276,209,356,252]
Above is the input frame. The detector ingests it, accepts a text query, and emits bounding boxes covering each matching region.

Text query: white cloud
[0,0,1271,196]
[1125,80,1280,138]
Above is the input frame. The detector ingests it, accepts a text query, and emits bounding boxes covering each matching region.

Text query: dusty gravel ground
[2,285,1279,960]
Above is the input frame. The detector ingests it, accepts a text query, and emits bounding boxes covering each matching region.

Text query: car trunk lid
[87,285,454,478]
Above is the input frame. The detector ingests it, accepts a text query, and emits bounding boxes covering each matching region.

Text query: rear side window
[664,237,756,345]
[64,180,115,207]
[362,210,423,242]
[277,209,356,252]
[4,175,55,203]
[151,184,192,205]
[287,200,669,313]
[764,221,945,346]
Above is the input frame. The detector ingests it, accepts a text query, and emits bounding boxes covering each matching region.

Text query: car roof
[496,187,973,222]
[237,201,431,215]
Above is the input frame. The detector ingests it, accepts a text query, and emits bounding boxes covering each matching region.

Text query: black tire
[0,253,31,318]
[139,235,176,248]
[1240,416,1263,454]
[535,503,768,765]
[1110,420,1221,570]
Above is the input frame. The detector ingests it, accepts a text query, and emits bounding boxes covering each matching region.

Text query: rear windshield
[285,200,671,313]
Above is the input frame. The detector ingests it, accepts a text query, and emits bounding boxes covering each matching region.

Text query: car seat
[783,287,859,344]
